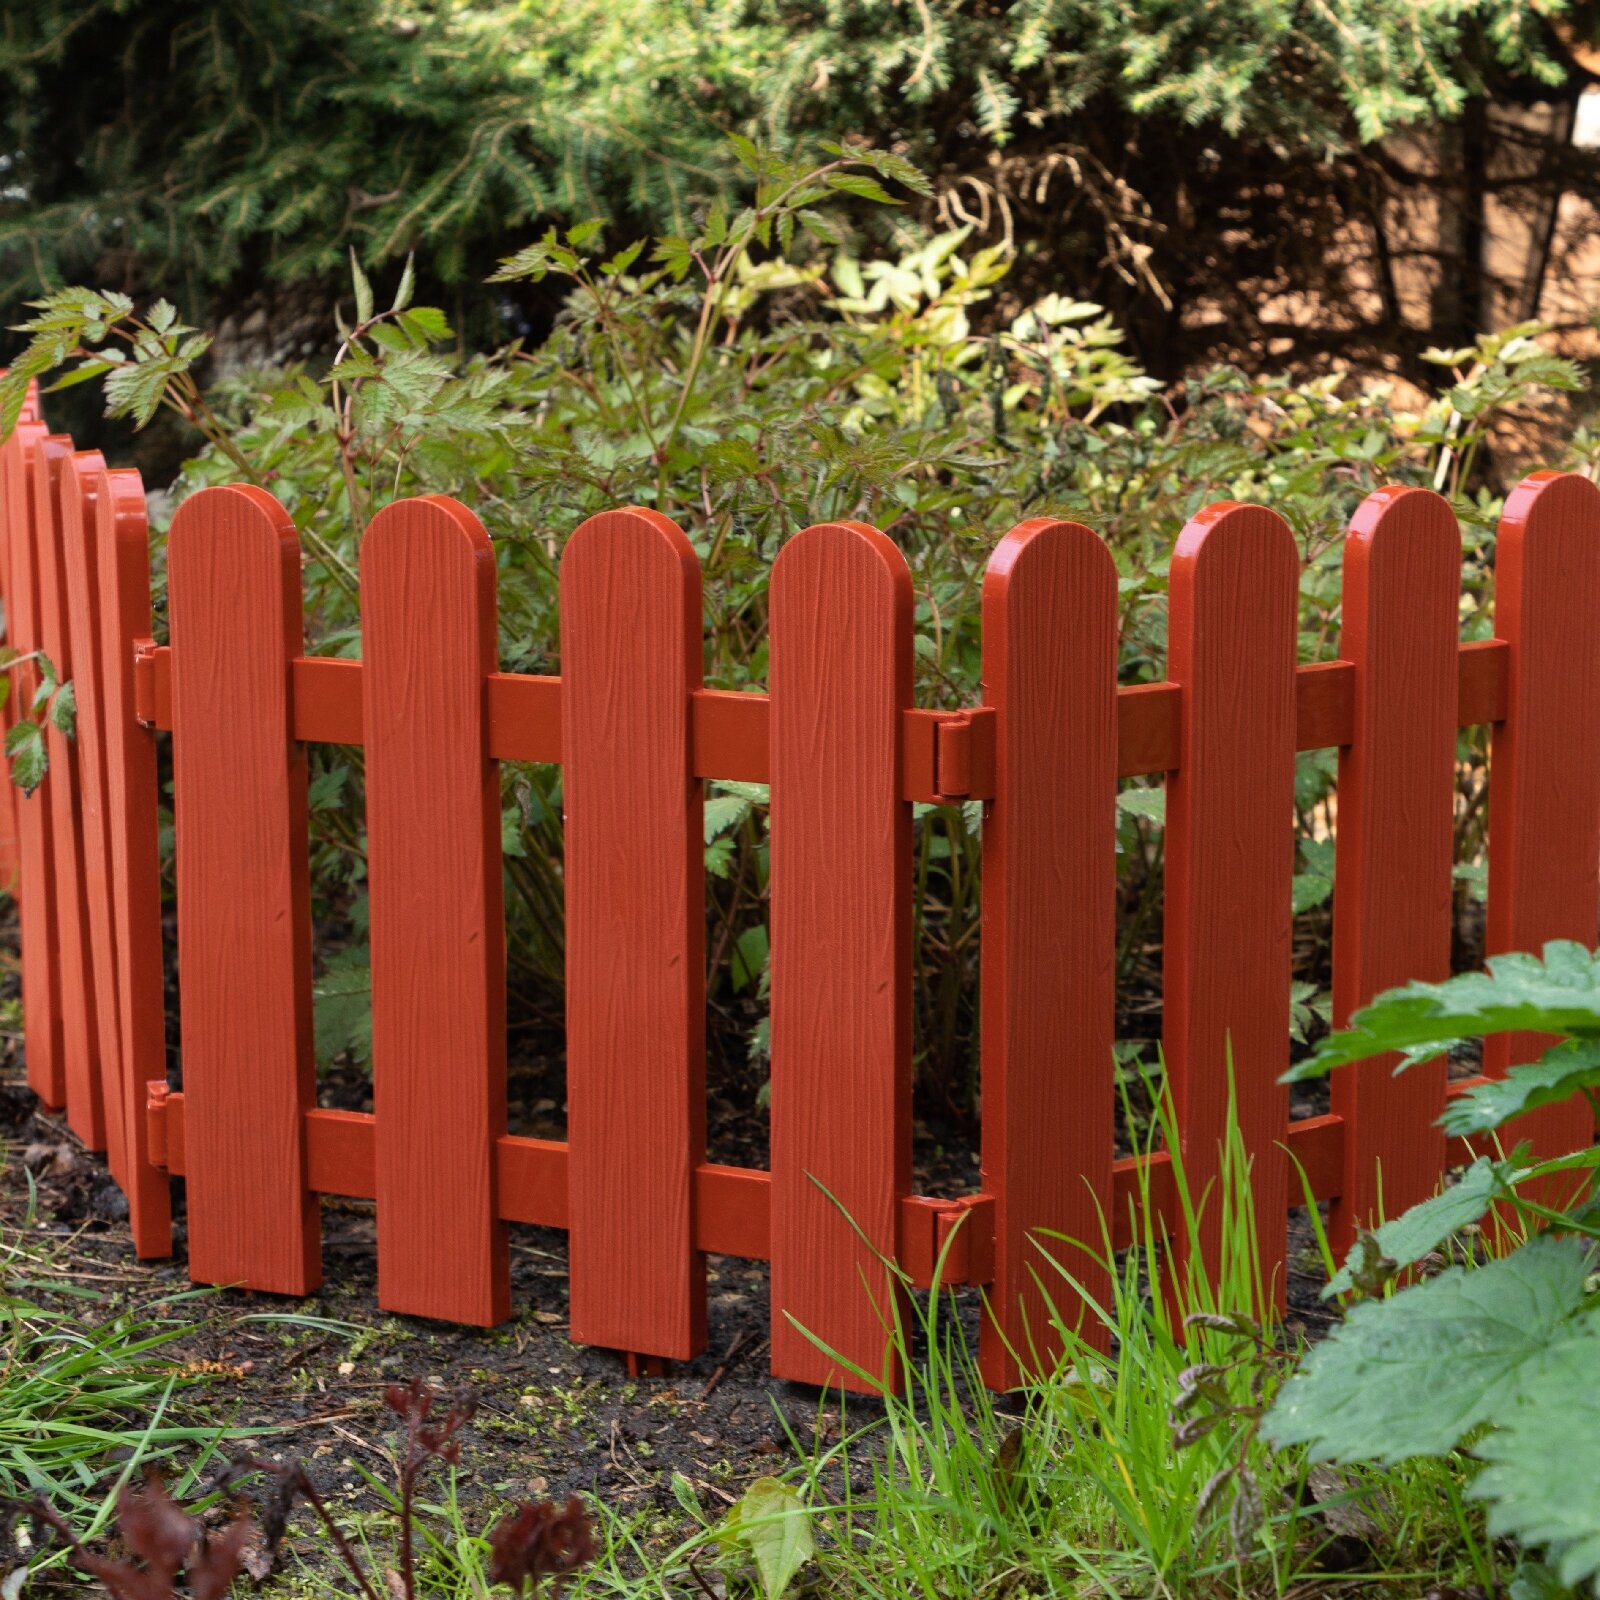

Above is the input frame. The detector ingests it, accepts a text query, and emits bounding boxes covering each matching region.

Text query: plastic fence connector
[562,508,706,1361]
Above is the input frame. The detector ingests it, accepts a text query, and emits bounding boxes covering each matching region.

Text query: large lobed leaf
[1287,941,1600,1082]
[1473,1316,1600,1591]
[1265,1235,1592,1461]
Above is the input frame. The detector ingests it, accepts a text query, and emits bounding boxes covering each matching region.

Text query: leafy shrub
[1265,941,1600,1593]
[4,137,1595,1111]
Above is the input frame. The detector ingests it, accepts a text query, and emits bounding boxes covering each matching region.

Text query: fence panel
[1164,503,1298,1300]
[1,416,63,1107]
[1331,488,1459,1248]
[363,494,509,1325]
[62,452,127,1182]
[169,484,320,1294]
[1485,471,1600,1180]
[95,467,172,1256]
[980,519,1117,1388]
[562,508,706,1361]
[770,520,913,1392]
[34,435,104,1148]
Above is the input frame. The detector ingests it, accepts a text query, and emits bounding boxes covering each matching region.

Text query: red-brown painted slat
[0,380,37,893]
[95,470,172,1255]
[562,508,706,1360]
[1331,488,1459,1249]
[1163,502,1298,1299]
[61,453,126,1180]
[33,435,105,1148]
[362,495,509,1324]
[1485,472,1600,1176]
[980,520,1117,1387]
[1,418,63,1106]
[169,485,319,1294]
[769,521,913,1392]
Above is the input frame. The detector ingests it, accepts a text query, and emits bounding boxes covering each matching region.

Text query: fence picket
[1,417,63,1107]
[95,468,172,1256]
[62,452,128,1182]
[1485,471,1600,1176]
[769,521,913,1391]
[363,495,509,1325]
[33,435,105,1148]
[980,520,1117,1387]
[1331,488,1459,1248]
[0,382,38,893]
[169,485,320,1294]
[562,508,705,1361]
[1164,503,1298,1299]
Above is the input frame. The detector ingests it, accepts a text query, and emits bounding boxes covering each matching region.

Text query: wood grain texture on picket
[95,469,172,1256]
[169,485,320,1294]
[33,435,104,1148]
[1163,503,1298,1299]
[562,508,706,1360]
[769,521,913,1392]
[363,495,509,1325]
[62,452,127,1181]
[1,418,63,1107]
[980,520,1117,1388]
[1331,488,1459,1249]
[1485,471,1600,1177]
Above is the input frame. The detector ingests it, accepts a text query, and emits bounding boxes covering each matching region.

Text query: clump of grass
[0,1177,231,1531]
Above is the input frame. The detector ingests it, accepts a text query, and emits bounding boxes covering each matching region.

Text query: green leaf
[312,946,372,1069]
[704,792,753,843]
[566,219,603,248]
[731,925,769,994]
[1287,941,1600,1081]
[1321,1158,1502,1298]
[1441,1038,1600,1137]
[1265,1235,1592,1462]
[823,172,899,206]
[398,307,454,346]
[350,249,374,325]
[4,719,47,795]
[48,680,76,737]
[601,240,645,277]
[1117,788,1165,826]
[391,254,416,314]
[1473,1312,1600,1591]
[720,1477,815,1600]
[1292,872,1333,914]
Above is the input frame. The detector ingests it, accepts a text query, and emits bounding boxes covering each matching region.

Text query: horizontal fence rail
[3,373,1599,1393]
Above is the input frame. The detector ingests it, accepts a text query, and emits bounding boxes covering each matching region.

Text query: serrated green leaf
[1293,872,1333,914]
[1287,941,1600,1081]
[1321,1158,1503,1298]
[391,254,415,314]
[731,924,768,995]
[1265,1235,1592,1461]
[823,172,899,206]
[1117,787,1164,826]
[48,680,76,737]
[312,946,372,1069]
[1472,1312,1600,1590]
[350,249,374,325]
[704,793,752,843]
[1441,1038,1600,1137]
[398,307,454,346]
[4,719,47,795]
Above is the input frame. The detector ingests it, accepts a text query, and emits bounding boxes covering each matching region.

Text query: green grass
[0,1175,240,1538]
[252,1081,1507,1600]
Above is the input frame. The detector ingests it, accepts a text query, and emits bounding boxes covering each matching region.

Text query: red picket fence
[5,386,1600,1394]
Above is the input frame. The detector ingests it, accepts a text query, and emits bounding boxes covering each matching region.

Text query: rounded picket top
[984,516,1116,608]
[563,505,699,592]
[168,482,300,576]
[772,519,913,634]
[1344,484,1461,616]
[97,467,151,556]
[1500,468,1600,558]
[362,493,496,604]
[1171,499,1299,591]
